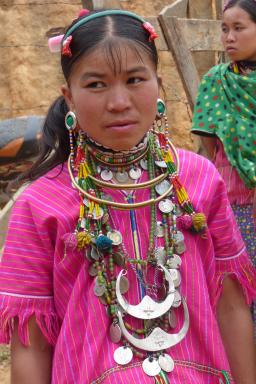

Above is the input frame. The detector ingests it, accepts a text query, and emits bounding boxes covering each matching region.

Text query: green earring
[157,98,166,116]
[65,111,77,131]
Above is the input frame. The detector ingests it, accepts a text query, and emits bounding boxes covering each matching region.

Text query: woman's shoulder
[15,162,73,210]
[177,148,220,182]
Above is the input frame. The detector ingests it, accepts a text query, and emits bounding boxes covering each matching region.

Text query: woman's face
[62,42,159,151]
[221,6,256,61]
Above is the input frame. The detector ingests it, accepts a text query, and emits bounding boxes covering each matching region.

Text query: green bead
[67,115,74,127]
[157,98,166,115]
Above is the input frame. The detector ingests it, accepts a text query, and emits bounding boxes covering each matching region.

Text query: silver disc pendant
[115,171,129,183]
[88,264,98,277]
[110,322,122,344]
[155,180,171,195]
[107,230,122,246]
[91,247,100,261]
[142,358,161,377]
[129,167,142,180]
[158,199,174,213]
[168,254,182,269]
[155,221,164,238]
[94,283,106,297]
[158,354,175,373]
[168,310,177,329]
[155,160,167,168]
[173,290,182,308]
[114,346,133,365]
[101,169,113,181]
[140,159,148,170]
[155,246,166,265]
[92,206,104,220]
[120,275,129,294]
[169,269,181,288]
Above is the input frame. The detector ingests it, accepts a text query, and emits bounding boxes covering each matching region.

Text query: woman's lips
[105,122,137,131]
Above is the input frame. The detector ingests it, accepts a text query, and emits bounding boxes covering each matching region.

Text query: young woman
[191,0,256,331]
[0,8,255,384]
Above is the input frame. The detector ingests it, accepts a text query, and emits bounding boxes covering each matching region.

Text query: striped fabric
[214,141,254,205]
[0,149,255,384]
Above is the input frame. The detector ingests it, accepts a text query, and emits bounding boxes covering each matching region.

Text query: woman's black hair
[224,0,256,22]
[18,9,159,184]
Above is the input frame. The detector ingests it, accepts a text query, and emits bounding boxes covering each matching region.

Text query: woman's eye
[235,26,243,31]
[86,81,105,89]
[128,77,143,84]
[221,27,228,33]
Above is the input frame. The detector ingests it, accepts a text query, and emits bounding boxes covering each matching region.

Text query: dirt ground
[0,346,10,384]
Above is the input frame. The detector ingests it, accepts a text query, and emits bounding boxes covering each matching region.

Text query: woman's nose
[226,30,236,42]
[106,86,132,112]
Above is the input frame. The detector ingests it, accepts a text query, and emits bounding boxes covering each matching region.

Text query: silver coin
[140,159,148,170]
[129,167,142,180]
[80,218,86,229]
[96,165,101,175]
[175,205,183,216]
[155,180,171,195]
[92,207,104,220]
[175,243,186,255]
[155,160,167,168]
[94,284,106,297]
[120,275,129,294]
[155,221,164,238]
[107,230,122,246]
[173,231,185,244]
[168,310,177,328]
[155,247,166,265]
[169,269,181,288]
[91,247,100,260]
[115,171,129,183]
[158,354,175,373]
[158,199,174,213]
[114,346,133,365]
[142,358,161,377]
[101,169,113,181]
[88,264,98,277]
[168,254,182,269]
[109,322,122,344]
[173,290,182,308]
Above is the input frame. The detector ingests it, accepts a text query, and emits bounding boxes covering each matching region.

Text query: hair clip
[62,36,73,57]
[78,8,90,18]
[143,22,158,42]
[48,34,64,53]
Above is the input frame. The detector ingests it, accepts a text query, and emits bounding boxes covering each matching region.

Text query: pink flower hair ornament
[48,9,158,56]
[143,22,158,42]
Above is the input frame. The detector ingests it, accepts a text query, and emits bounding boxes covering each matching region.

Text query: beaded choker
[67,131,206,381]
[230,60,256,75]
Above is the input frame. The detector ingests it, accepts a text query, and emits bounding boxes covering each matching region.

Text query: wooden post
[187,0,216,78]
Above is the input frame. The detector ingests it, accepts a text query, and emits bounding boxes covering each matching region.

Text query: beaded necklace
[67,131,206,381]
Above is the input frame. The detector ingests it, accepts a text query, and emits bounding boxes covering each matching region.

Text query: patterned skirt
[232,204,256,334]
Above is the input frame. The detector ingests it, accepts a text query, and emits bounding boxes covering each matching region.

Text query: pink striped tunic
[0,149,255,383]
[214,141,254,205]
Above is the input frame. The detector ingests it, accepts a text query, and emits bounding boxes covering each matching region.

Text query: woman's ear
[157,76,163,89]
[61,84,73,110]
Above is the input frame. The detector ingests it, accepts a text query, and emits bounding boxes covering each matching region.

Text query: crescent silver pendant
[117,298,189,352]
[116,266,175,320]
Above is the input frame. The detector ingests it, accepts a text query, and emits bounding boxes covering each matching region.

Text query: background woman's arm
[217,276,256,384]
[200,136,217,161]
[11,316,53,384]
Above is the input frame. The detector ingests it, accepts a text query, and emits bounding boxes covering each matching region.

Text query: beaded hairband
[48,9,158,57]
